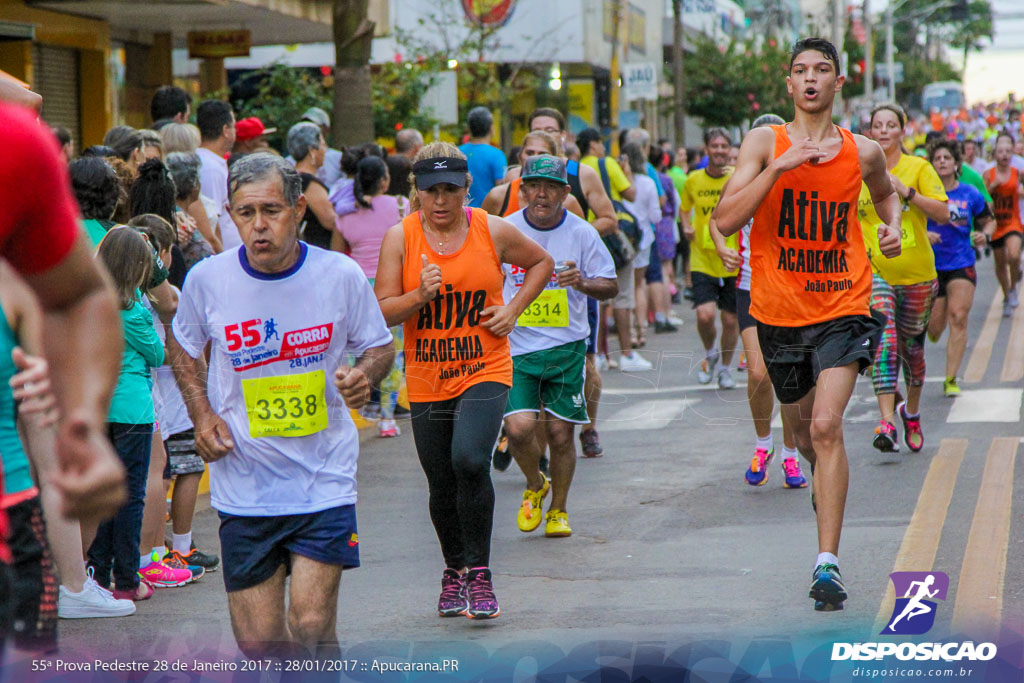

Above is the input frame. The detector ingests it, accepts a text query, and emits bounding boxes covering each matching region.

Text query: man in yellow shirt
[680,127,740,389]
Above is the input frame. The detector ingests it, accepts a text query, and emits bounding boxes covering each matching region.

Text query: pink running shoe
[139,559,191,588]
[781,457,808,488]
[745,447,774,486]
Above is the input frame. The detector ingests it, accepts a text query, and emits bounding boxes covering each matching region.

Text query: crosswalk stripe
[964,288,1002,383]
[600,399,698,431]
[873,438,966,635]
[1001,296,1024,381]
[950,437,1018,638]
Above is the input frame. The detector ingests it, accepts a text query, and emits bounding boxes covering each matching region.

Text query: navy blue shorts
[644,242,663,283]
[218,504,359,592]
[586,297,598,354]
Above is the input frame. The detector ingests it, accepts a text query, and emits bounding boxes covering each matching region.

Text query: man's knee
[503,416,536,448]
[287,604,335,646]
[696,307,715,327]
[545,421,574,452]
[809,416,843,451]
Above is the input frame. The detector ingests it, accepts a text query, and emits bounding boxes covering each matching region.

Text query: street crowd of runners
[0,34,1021,661]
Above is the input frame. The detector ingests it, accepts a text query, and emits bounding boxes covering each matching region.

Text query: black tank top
[566,160,589,217]
[299,173,333,250]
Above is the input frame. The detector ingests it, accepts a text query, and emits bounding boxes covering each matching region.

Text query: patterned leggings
[870,274,938,395]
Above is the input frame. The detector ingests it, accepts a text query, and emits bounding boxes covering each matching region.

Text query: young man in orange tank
[714,37,902,611]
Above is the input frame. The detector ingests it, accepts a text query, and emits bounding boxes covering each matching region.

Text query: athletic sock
[655,312,667,323]
[756,435,774,453]
[902,406,920,419]
[782,445,799,460]
[172,532,192,555]
[140,553,151,569]
[153,545,167,561]
[816,552,839,569]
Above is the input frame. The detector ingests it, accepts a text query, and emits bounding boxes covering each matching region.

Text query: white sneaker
[697,353,719,384]
[594,354,610,372]
[1010,290,1019,308]
[1004,301,1013,318]
[717,367,737,390]
[667,313,684,326]
[619,352,653,372]
[59,577,136,618]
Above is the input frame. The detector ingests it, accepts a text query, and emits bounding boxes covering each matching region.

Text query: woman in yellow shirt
[858,104,950,453]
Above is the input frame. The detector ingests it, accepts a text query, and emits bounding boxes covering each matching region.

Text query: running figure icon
[888,574,939,631]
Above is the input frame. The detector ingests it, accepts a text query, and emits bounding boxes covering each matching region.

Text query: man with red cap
[232,117,277,155]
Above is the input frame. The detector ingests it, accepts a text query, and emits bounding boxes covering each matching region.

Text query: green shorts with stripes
[505,339,589,424]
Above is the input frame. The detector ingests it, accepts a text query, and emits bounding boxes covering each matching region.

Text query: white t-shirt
[503,208,616,357]
[196,147,241,250]
[143,291,192,437]
[624,173,659,268]
[737,219,753,292]
[171,243,392,516]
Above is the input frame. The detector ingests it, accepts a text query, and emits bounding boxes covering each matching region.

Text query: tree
[333,0,375,147]
[680,37,793,128]
[227,63,332,153]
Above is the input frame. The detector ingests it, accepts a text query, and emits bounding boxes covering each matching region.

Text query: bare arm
[374,223,438,327]
[187,199,223,253]
[484,215,555,336]
[857,136,902,259]
[0,80,42,112]
[556,263,618,301]
[306,183,339,233]
[889,173,950,223]
[579,164,618,236]
[333,342,396,411]
[21,234,126,519]
[713,127,781,235]
[481,183,509,216]
[166,329,234,463]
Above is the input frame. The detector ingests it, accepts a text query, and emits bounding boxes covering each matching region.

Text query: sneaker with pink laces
[745,447,774,486]
[138,559,191,588]
[781,456,808,488]
[897,402,924,452]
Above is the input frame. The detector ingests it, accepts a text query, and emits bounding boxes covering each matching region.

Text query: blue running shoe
[782,457,808,489]
[809,563,847,611]
[745,447,774,486]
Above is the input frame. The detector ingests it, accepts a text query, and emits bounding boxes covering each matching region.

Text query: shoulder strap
[499,183,512,216]
[597,158,613,197]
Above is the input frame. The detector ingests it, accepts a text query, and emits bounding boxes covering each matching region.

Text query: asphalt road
[8,268,1022,682]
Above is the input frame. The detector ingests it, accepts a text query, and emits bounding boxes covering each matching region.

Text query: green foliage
[229,63,332,153]
[371,37,443,138]
[681,37,793,128]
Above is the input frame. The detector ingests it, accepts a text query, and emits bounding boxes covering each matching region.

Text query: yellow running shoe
[517,475,549,532]
[544,509,572,537]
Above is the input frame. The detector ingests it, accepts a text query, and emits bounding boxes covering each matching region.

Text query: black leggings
[410,381,508,570]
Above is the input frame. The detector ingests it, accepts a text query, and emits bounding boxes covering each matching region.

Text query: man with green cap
[500,155,619,538]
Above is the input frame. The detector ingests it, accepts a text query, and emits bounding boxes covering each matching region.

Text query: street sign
[875,62,904,84]
[623,61,658,102]
[187,30,251,59]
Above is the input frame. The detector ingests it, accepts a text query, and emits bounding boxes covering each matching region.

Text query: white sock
[140,553,152,569]
[172,532,192,555]
[816,552,839,569]
[707,349,719,361]
[153,545,167,561]
[655,312,667,323]
[756,435,774,453]
[782,445,799,460]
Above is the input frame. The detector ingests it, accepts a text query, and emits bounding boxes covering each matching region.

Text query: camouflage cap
[521,154,568,185]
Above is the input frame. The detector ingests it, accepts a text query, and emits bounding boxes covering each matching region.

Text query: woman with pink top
[337,156,410,437]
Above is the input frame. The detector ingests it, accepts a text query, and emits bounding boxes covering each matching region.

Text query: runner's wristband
[905,187,916,201]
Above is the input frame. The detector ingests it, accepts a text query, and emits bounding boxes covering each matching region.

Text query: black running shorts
[757,314,883,404]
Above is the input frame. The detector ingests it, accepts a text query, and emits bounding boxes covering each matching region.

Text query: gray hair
[229,153,302,207]
[395,128,424,154]
[164,152,202,201]
[624,127,651,148]
[286,122,323,162]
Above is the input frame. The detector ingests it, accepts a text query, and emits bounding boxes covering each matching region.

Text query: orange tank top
[401,207,512,402]
[983,167,1022,240]
[750,125,873,326]
[500,178,522,216]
